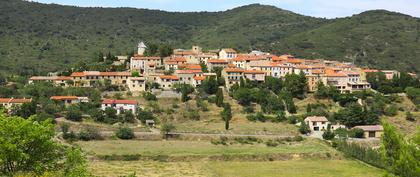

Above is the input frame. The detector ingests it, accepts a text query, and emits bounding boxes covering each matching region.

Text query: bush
[265,140,279,147]
[211,136,228,145]
[287,115,299,124]
[243,105,255,113]
[78,127,102,141]
[116,127,135,140]
[143,92,157,101]
[183,109,200,120]
[292,135,304,142]
[348,128,364,138]
[384,105,398,116]
[65,105,83,122]
[299,121,310,134]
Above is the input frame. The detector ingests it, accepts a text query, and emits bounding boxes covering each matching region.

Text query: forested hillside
[0,0,419,75]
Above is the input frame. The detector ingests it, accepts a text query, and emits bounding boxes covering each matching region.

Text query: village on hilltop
[1,42,417,138]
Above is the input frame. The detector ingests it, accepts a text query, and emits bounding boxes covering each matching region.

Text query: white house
[219,48,237,59]
[101,99,138,115]
[51,96,89,106]
[304,116,329,132]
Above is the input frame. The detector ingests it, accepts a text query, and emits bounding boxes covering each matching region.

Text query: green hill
[273,10,420,72]
[0,0,419,75]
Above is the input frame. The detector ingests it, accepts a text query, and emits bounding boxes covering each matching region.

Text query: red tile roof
[0,98,32,104]
[102,99,138,105]
[221,48,237,53]
[305,116,328,122]
[159,75,179,80]
[194,76,206,81]
[208,60,228,64]
[224,68,244,73]
[51,96,79,100]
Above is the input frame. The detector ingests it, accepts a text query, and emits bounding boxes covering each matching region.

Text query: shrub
[116,127,135,140]
[348,128,364,138]
[243,105,255,113]
[65,105,83,122]
[183,109,200,120]
[143,92,157,101]
[265,140,279,147]
[322,125,335,140]
[299,121,310,134]
[211,136,228,145]
[292,135,304,142]
[78,127,102,141]
[287,115,298,124]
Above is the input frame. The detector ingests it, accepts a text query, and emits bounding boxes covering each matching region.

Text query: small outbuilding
[353,125,384,138]
[145,120,155,127]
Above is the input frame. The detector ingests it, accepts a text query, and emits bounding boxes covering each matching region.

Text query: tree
[119,110,135,123]
[160,123,175,139]
[348,128,364,138]
[306,103,312,113]
[299,121,310,134]
[104,107,118,124]
[137,109,155,124]
[63,147,91,177]
[66,105,83,122]
[322,124,335,140]
[0,113,62,175]
[284,72,307,98]
[115,127,135,140]
[220,103,232,130]
[131,71,140,77]
[381,122,420,177]
[233,88,254,106]
[201,76,218,95]
[215,88,224,107]
[158,44,173,57]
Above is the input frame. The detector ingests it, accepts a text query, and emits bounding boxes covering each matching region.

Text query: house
[158,75,179,90]
[304,116,329,132]
[353,125,384,138]
[382,70,400,80]
[219,48,237,59]
[101,99,138,115]
[70,71,131,87]
[51,96,89,106]
[222,68,244,90]
[243,70,265,82]
[127,77,147,93]
[176,70,203,85]
[130,56,161,73]
[207,60,229,71]
[29,76,73,87]
[0,98,32,109]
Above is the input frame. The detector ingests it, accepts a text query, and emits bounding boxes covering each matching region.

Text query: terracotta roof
[102,99,138,105]
[71,71,131,77]
[363,69,379,73]
[287,59,303,63]
[208,60,228,64]
[51,96,79,100]
[0,98,32,104]
[305,116,328,122]
[179,64,202,70]
[227,64,236,68]
[244,70,266,74]
[194,76,206,81]
[325,69,348,77]
[221,48,237,53]
[132,56,160,60]
[30,76,72,81]
[160,75,179,80]
[353,125,384,131]
[224,68,244,73]
[174,51,196,55]
[176,70,203,74]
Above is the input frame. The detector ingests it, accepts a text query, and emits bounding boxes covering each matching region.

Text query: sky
[31,0,420,18]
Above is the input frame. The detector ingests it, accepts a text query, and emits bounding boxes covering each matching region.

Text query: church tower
[137,41,147,56]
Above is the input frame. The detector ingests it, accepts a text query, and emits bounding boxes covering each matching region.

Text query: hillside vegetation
[1,0,420,75]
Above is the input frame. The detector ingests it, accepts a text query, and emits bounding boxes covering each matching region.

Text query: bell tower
[137,41,147,56]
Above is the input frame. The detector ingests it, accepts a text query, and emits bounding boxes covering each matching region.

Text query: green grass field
[89,160,384,177]
[78,139,332,157]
